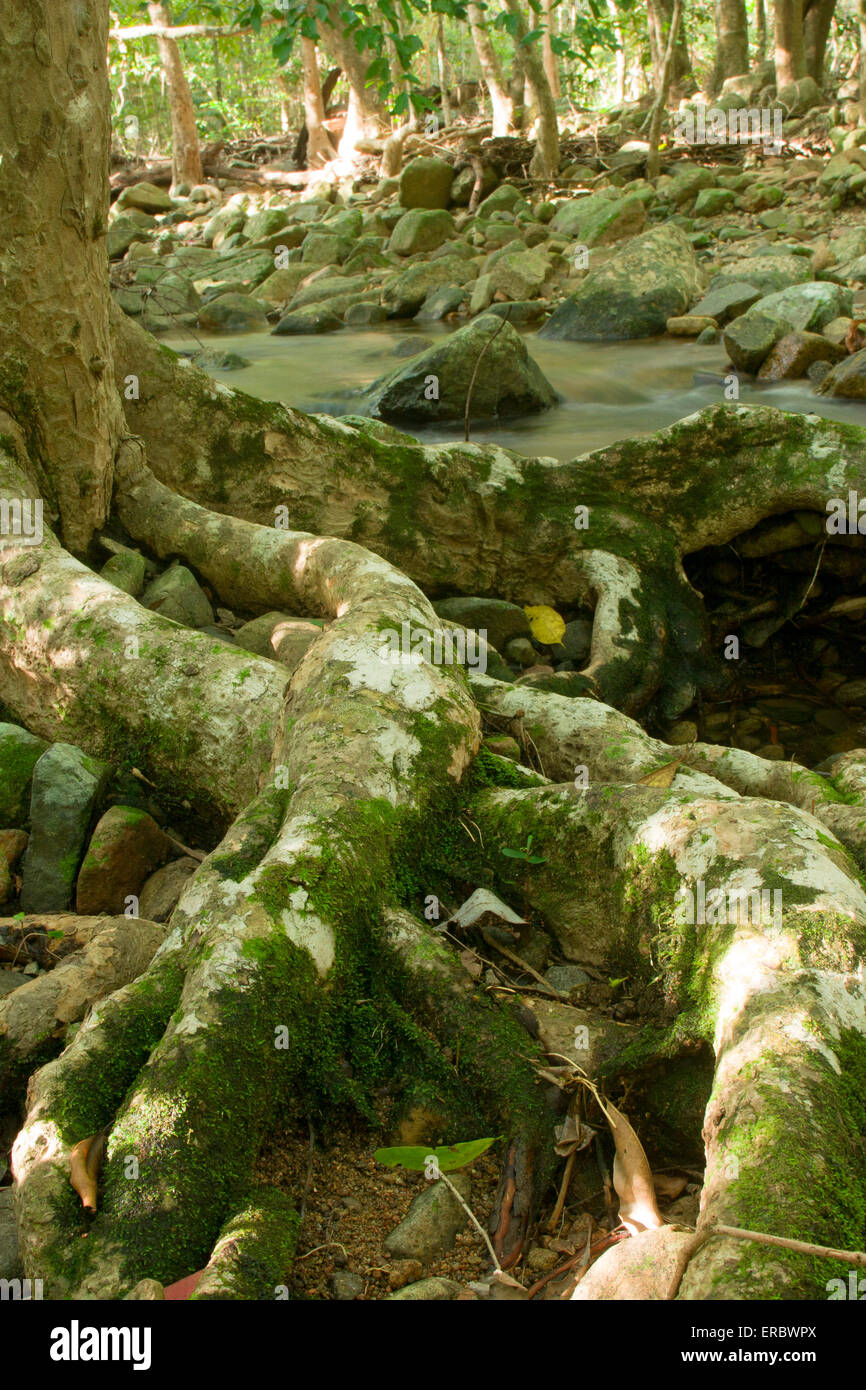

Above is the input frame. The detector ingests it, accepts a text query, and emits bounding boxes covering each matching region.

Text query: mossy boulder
[742,281,853,334]
[398,156,456,210]
[100,550,147,598]
[117,181,174,214]
[141,564,215,628]
[198,293,269,333]
[382,256,477,317]
[364,313,557,424]
[539,224,700,341]
[0,725,48,828]
[20,744,111,912]
[723,312,782,373]
[549,191,646,246]
[76,806,173,915]
[388,208,456,257]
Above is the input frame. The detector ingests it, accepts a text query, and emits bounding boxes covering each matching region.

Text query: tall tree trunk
[860,0,866,120]
[710,0,750,92]
[0,0,124,553]
[501,0,560,176]
[647,0,684,178]
[803,0,836,83]
[541,0,561,99]
[647,0,693,92]
[774,0,807,86]
[300,32,336,166]
[467,1,514,135]
[146,2,203,188]
[319,6,388,156]
[436,16,453,126]
[610,0,628,103]
[756,0,768,57]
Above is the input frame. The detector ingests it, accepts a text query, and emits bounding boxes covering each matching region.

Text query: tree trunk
[541,0,561,99]
[147,2,203,189]
[803,0,836,83]
[861,0,866,120]
[319,5,388,156]
[756,0,768,57]
[711,0,750,93]
[0,0,124,553]
[774,0,807,86]
[300,33,336,166]
[467,1,514,136]
[647,0,693,92]
[610,0,628,103]
[647,0,684,179]
[502,0,560,176]
[436,15,453,127]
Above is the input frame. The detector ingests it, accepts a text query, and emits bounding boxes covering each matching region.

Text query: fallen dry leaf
[606,1101,664,1234]
[69,1132,106,1213]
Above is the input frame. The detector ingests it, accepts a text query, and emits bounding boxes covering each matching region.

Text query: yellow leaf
[523,605,566,646]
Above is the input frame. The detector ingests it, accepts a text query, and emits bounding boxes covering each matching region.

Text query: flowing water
[165,321,866,461]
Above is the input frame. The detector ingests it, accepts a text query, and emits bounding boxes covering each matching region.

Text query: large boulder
[723,312,783,374]
[198,293,269,333]
[817,348,866,399]
[484,247,551,300]
[383,256,477,317]
[20,744,111,912]
[538,225,700,341]
[741,281,853,334]
[117,181,174,214]
[0,725,48,828]
[709,254,811,297]
[364,314,557,424]
[76,807,173,915]
[549,192,645,247]
[398,156,455,210]
[388,208,456,257]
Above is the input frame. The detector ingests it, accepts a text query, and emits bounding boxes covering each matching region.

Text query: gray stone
[383,257,476,317]
[117,181,174,214]
[690,281,762,324]
[709,254,811,297]
[387,1277,464,1300]
[139,857,198,922]
[742,281,853,334]
[365,314,557,424]
[544,964,591,992]
[20,744,111,912]
[383,1173,471,1263]
[539,225,700,341]
[198,293,269,333]
[817,348,866,398]
[432,598,530,654]
[142,564,214,628]
[100,551,147,598]
[505,636,538,667]
[477,185,531,218]
[560,617,593,663]
[0,1188,22,1280]
[0,724,48,828]
[388,208,456,257]
[399,156,456,210]
[271,309,343,334]
[415,286,468,321]
[549,192,645,246]
[723,312,782,373]
[345,302,389,325]
[331,1270,365,1300]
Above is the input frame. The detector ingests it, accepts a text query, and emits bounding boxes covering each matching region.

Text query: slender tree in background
[647,0,684,178]
[774,0,807,86]
[502,0,560,174]
[755,0,768,58]
[860,0,866,118]
[710,0,749,91]
[436,14,454,125]
[467,1,514,134]
[804,0,836,83]
[610,0,628,103]
[300,28,336,165]
[648,0,693,92]
[319,2,388,154]
[147,1,203,186]
[542,0,562,98]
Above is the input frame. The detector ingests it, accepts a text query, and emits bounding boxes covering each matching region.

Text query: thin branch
[436,1172,502,1272]
[109,18,283,41]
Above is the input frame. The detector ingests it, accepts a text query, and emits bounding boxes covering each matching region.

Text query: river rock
[76,807,173,915]
[709,254,811,296]
[100,550,147,597]
[688,281,761,324]
[415,285,468,320]
[571,1224,695,1299]
[383,1173,471,1263]
[538,224,700,341]
[271,308,343,334]
[433,598,530,653]
[364,313,557,424]
[399,156,456,210]
[816,347,866,398]
[0,724,48,827]
[383,256,476,317]
[659,165,717,206]
[117,181,174,214]
[723,312,782,373]
[451,163,498,206]
[107,216,150,259]
[301,230,353,266]
[387,1277,464,1300]
[693,187,736,217]
[388,208,456,257]
[484,247,551,299]
[549,192,645,246]
[139,857,198,921]
[198,293,269,333]
[478,184,531,218]
[255,266,310,304]
[742,281,853,334]
[666,314,717,336]
[756,331,845,380]
[20,744,111,912]
[142,564,214,627]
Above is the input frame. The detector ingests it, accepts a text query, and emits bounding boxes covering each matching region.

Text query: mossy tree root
[465,781,866,1298]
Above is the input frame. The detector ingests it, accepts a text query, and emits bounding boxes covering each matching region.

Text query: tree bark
[756,0,768,57]
[436,15,453,127]
[774,0,807,86]
[467,1,514,136]
[647,0,693,92]
[647,0,684,179]
[710,0,750,93]
[501,0,560,176]
[803,0,836,83]
[0,0,124,553]
[300,32,336,167]
[541,0,561,99]
[861,0,866,120]
[318,5,388,156]
[146,3,203,189]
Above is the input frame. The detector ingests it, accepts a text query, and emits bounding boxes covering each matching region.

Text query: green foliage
[374,1134,501,1170]
[501,833,546,865]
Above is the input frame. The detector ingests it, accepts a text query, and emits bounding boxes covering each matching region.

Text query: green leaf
[501,846,526,859]
[374,1135,502,1172]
